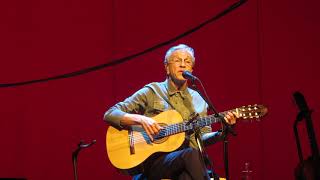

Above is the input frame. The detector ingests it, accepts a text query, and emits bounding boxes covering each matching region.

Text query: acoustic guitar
[106,104,267,170]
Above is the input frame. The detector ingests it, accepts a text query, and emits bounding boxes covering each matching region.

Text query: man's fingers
[141,122,154,141]
[228,112,235,117]
[150,124,160,134]
[139,116,163,141]
[224,112,236,124]
[145,117,162,133]
[155,124,163,131]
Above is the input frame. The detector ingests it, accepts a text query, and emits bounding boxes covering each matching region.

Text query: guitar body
[106,110,186,170]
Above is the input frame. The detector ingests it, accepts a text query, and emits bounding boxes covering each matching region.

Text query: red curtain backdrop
[0,0,319,179]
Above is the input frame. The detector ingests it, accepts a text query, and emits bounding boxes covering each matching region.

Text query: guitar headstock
[234,104,268,121]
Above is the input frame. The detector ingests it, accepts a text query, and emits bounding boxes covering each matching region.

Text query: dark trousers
[133,147,209,180]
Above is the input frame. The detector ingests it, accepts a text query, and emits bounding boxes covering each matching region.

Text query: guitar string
[110,117,260,148]
[108,107,263,149]
[109,108,254,147]
[110,111,261,149]
[110,123,185,149]
[108,116,217,149]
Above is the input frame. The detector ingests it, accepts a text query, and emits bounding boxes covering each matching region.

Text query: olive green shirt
[104,79,212,148]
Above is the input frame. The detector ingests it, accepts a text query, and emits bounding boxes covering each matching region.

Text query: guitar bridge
[129,130,135,155]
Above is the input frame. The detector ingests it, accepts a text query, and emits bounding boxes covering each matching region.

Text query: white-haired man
[104,44,236,180]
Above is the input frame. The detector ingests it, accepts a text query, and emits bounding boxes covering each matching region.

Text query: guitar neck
[155,110,230,139]
[153,104,267,139]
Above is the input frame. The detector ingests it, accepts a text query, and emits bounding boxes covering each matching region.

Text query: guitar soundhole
[153,123,169,144]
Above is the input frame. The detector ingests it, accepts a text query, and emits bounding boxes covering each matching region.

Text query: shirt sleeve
[103,87,153,129]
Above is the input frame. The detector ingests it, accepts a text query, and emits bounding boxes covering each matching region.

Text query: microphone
[182,71,198,81]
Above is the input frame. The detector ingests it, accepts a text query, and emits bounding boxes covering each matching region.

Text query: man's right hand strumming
[121,114,162,141]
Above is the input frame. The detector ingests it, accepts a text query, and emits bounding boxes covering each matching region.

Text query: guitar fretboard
[154,111,228,139]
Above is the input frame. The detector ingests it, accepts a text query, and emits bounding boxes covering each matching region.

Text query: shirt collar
[165,79,189,98]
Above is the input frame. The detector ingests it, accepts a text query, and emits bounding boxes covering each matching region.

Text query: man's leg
[145,147,209,180]
[178,171,192,180]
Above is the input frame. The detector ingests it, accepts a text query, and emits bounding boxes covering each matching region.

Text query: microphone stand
[72,140,96,180]
[189,77,236,180]
[293,92,320,179]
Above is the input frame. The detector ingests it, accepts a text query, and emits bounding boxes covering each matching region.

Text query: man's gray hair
[164,44,195,64]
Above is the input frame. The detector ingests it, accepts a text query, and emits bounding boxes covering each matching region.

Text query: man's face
[165,49,194,82]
